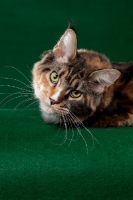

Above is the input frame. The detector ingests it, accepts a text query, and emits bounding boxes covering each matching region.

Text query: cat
[32,24,133,127]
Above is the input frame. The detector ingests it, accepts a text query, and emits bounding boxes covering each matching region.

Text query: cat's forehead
[41,48,111,71]
[40,49,112,91]
[42,50,86,72]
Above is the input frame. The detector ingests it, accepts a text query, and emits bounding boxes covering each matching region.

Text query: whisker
[68,113,82,136]
[0,95,30,108]
[11,97,34,115]
[69,112,93,150]
[0,84,32,93]
[0,93,13,94]
[65,114,75,146]
[58,114,68,146]
[26,64,31,70]
[0,92,33,105]
[69,112,89,154]
[1,77,32,89]
[47,111,65,146]
[22,100,38,110]
[0,94,31,108]
[70,111,100,147]
[67,114,80,141]
[5,66,31,84]
[55,115,63,138]
[48,113,68,148]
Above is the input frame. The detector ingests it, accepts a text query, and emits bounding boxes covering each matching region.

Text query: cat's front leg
[90,118,118,127]
[87,114,131,127]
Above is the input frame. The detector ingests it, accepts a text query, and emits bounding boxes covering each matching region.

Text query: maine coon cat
[32,25,133,127]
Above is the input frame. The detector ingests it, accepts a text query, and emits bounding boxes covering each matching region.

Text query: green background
[0,0,133,108]
[0,0,133,199]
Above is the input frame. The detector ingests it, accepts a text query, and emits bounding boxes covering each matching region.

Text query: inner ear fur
[53,29,77,63]
[89,69,121,93]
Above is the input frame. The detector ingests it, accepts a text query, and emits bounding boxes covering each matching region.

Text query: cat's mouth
[40,102,70,124]
[51,105,69,115]
[40,101,69,115]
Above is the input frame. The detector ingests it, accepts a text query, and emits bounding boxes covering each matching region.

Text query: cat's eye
[50,72,59,84]
[70,90,81,98]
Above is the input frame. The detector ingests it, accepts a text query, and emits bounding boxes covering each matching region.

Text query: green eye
[50,72,59,84]
[70,90,81,98]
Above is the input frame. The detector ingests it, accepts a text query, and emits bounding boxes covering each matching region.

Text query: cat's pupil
[70,90,81,98]
[50,72,59,84]
[53,74,58,79]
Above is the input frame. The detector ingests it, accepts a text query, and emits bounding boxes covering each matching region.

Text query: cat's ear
[53,29,77,63]
[90,69,121,93]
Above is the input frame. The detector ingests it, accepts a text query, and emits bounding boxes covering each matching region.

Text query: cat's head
[32,27,120,124]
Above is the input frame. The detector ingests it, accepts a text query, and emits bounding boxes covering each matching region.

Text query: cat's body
[32,26,133,127]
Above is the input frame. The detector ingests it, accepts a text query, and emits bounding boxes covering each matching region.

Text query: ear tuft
[68,20,76,34]
[53,29,77,63]
[90,69,121,93]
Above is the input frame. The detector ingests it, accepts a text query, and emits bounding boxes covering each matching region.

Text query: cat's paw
[91,120,108,127]
[91,119,119,127]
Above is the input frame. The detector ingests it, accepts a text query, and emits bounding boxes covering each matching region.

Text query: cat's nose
[49,97,58,105]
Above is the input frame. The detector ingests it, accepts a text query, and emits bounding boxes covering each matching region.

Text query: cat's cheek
[40,102,53,114]
[33,80,44,100]
[33,80,50,104]
[40,102,60,124]
[41,111,60,124]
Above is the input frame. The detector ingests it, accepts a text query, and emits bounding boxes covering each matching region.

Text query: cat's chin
[40,102,60,124]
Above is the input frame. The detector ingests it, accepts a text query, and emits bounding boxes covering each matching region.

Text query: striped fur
[32,27,133,127]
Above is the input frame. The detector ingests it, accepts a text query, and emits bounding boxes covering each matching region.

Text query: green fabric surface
[0,109,133,199]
